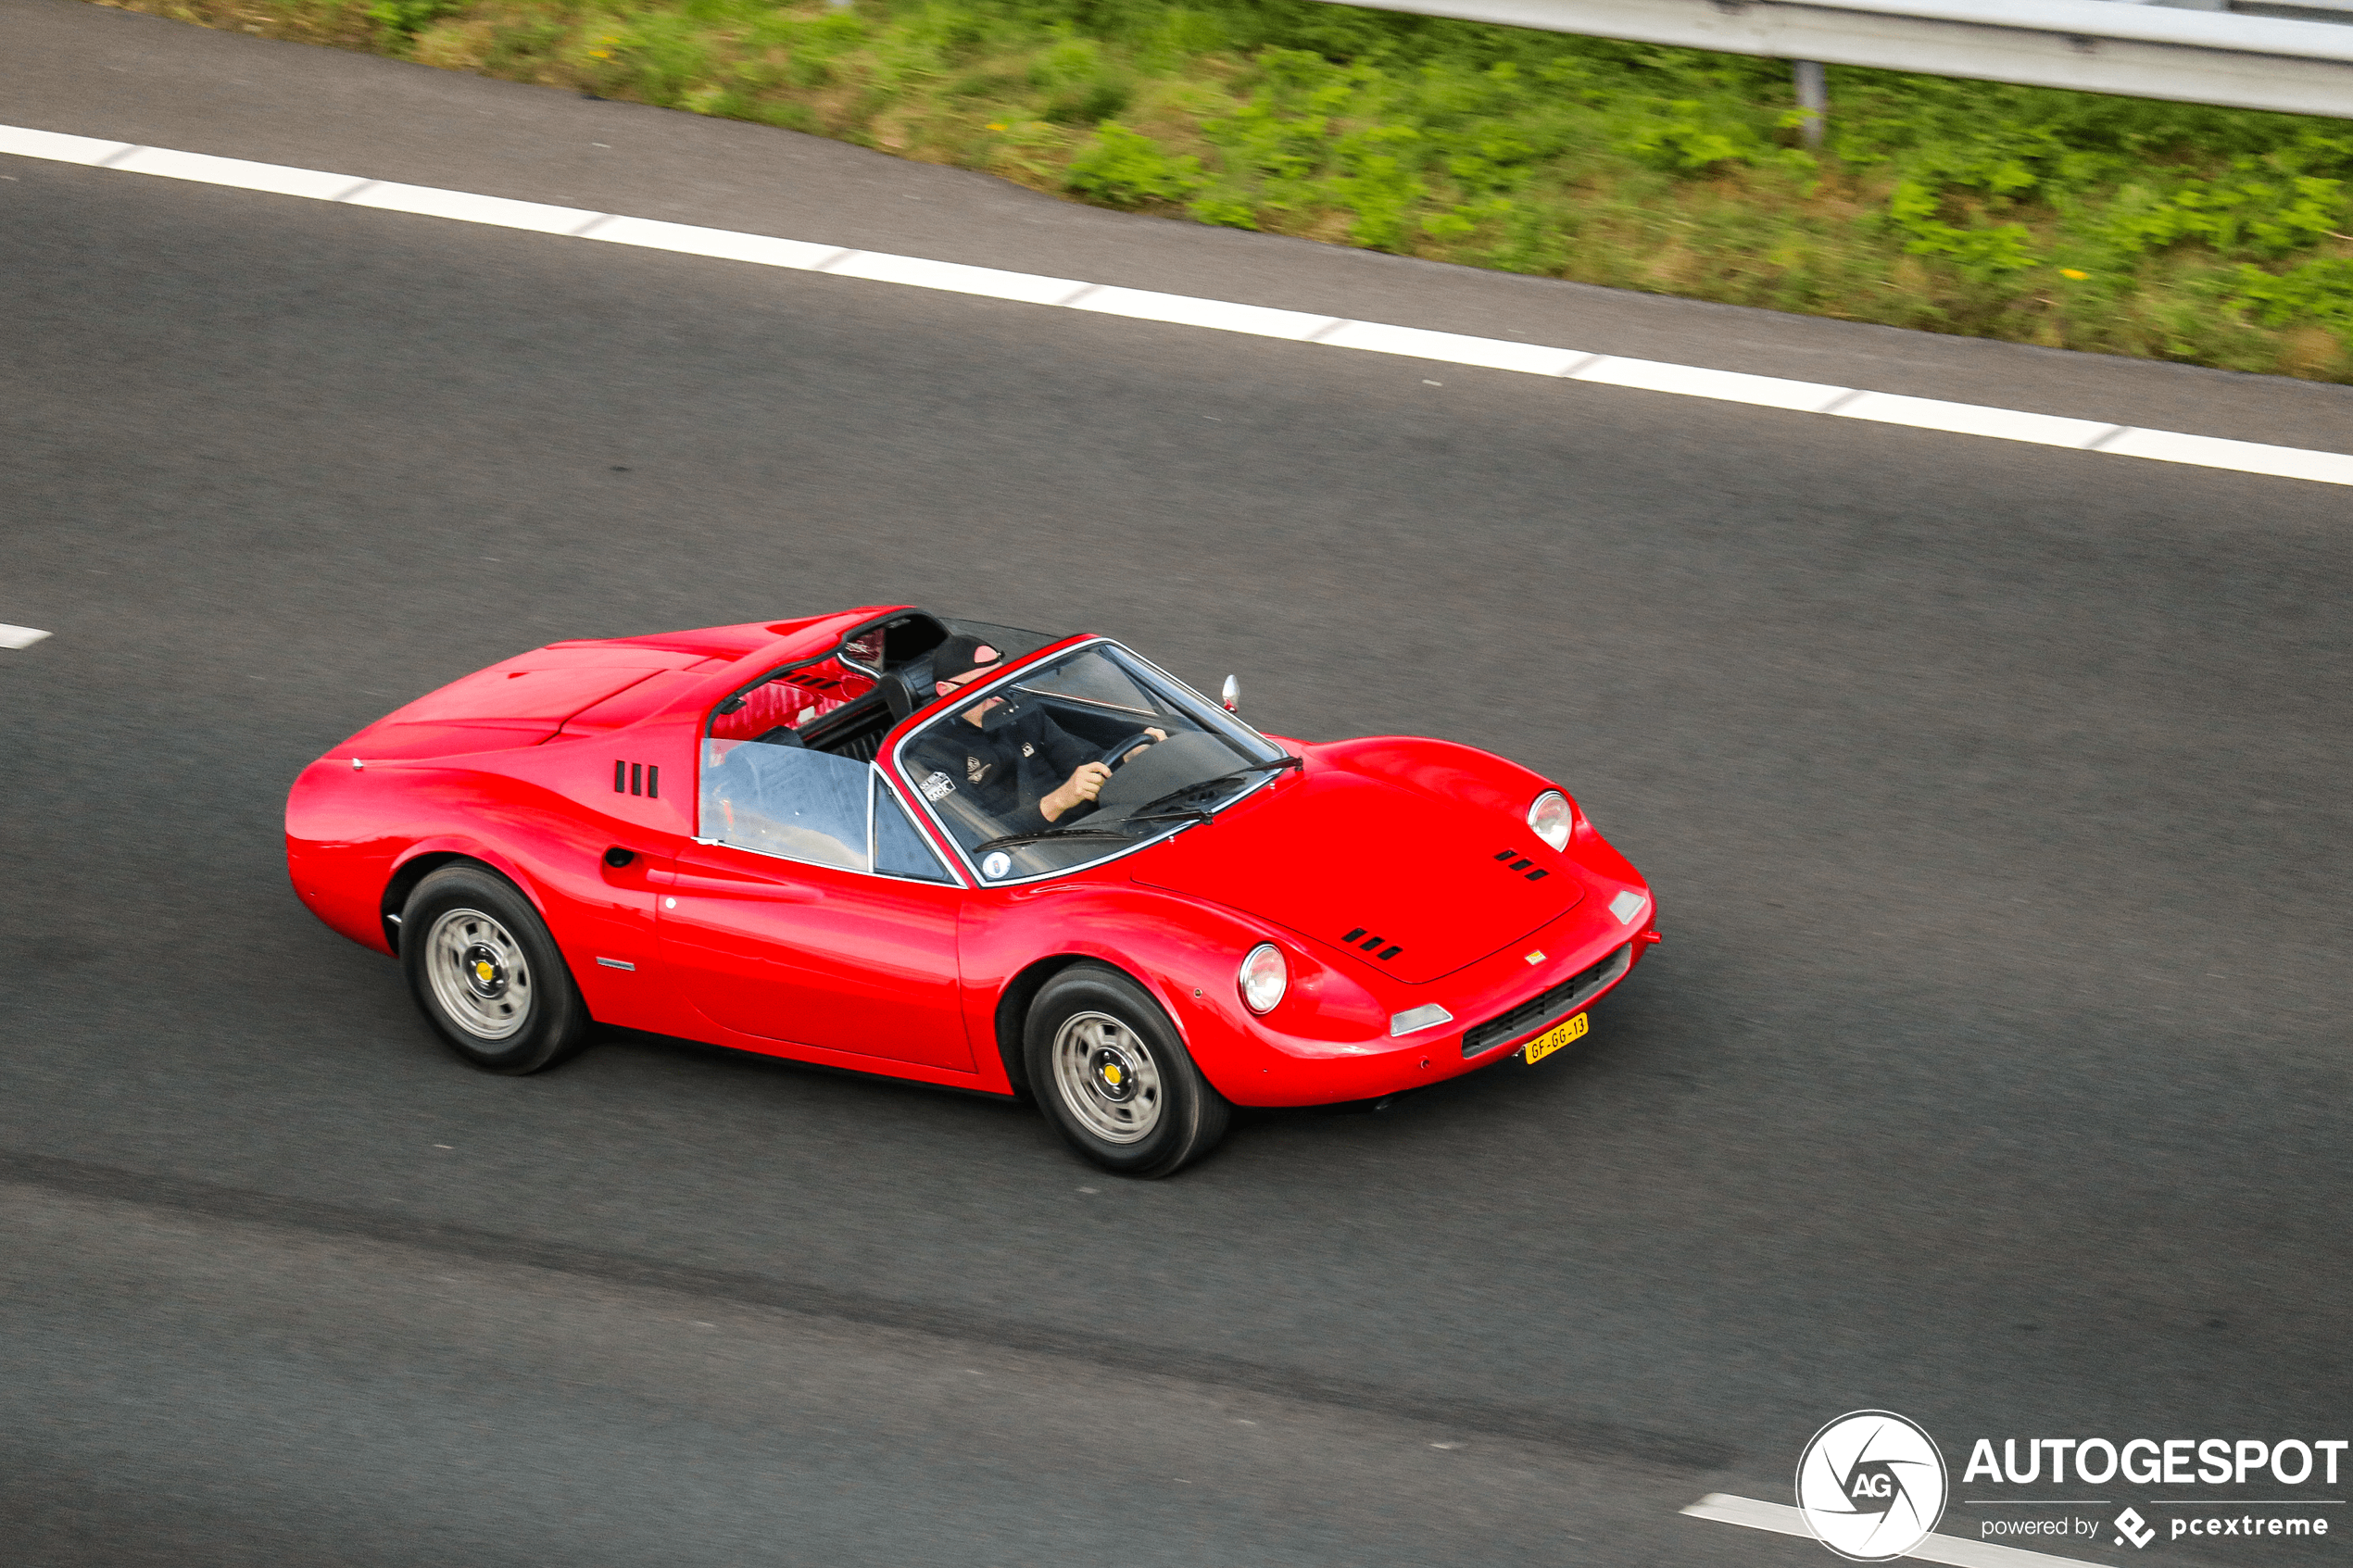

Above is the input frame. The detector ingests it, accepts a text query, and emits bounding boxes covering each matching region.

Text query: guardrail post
[1793,59,1827,148]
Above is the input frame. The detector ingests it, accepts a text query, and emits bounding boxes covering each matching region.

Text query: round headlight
[1529,789,1574,852]
[1238,943,1288,1014]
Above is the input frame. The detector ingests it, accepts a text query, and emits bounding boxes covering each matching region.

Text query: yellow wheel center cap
[474,960,496,984]
[1101,1062,1123,1086]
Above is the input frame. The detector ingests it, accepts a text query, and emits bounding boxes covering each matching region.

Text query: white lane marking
[1576,356,1855,414]
[1071,285,1340,341]
[1834,391,2121,449]
[1322,319,1588,376]
[5,127,132,163]
[2101,425,2353,485]
[1,624,52,649]
[113,145,359,200]
[346,179,596,234]
[1683,1493,2105,1568]
[829,250,1087,306]
[590,215,846,270]
[5,121,2348,490]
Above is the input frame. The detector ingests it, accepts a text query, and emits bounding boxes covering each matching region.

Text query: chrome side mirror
[1221,675,1240,713]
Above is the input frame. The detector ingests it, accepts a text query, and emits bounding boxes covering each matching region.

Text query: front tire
[1025,963,1230,1177]
[400,864,588,1073]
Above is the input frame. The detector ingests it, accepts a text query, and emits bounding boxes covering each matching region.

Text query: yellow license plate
[1524,1012,1589,1064]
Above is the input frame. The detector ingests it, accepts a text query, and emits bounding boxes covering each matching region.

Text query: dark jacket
[904,700,1095,840]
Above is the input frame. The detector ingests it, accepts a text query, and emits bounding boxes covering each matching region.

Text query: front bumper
[1458,941,1635,1059]
[1212,898,1657,1106]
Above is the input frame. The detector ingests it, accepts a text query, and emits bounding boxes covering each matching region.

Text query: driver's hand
[1041,761,1114,822]
[1119,726,1169,763]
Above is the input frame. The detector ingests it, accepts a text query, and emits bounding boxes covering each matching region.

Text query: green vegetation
[99,0,2353,378]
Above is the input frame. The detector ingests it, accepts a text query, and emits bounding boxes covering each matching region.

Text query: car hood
[1130,765,1582,985]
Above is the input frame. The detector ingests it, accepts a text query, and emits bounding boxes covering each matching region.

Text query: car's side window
[871,774,957,884]
[700,738,870,872]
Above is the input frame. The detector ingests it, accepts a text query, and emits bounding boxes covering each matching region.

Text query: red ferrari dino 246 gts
[287,606,1658,1174]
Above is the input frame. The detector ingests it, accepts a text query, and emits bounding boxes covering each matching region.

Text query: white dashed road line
[1,624,53,649]
[6,121,2349,490]
[1683,1493,2104,1568]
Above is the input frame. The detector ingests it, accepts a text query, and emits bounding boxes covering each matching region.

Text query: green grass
[98,0,2353,379]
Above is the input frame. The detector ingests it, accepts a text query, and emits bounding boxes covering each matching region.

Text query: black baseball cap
[931,633,1005,685]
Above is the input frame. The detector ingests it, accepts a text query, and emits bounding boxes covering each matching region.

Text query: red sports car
[286,607,1659,1175]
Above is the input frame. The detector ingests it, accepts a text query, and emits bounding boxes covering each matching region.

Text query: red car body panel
[1129,763,1581,985]
[286,608,1656,1109]
[660,840,973,1072]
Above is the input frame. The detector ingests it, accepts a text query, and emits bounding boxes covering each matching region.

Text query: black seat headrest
[883,654,937,722]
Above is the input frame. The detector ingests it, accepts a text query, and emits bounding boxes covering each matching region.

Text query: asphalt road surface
[4,5,2349,1564]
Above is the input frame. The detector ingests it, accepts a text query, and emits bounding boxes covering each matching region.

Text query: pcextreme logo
[1795,1411,1950,1562]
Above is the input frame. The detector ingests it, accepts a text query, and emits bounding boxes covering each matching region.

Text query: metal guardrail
[2185,0,2353,24]
[1304,0,2353,120]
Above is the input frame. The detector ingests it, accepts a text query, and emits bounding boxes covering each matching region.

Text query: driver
[904,635,1160,838]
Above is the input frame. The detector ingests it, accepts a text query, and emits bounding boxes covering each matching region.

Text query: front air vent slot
[613,761,660,798]
[1492,846,1552,882]
[1340,928,1403,962]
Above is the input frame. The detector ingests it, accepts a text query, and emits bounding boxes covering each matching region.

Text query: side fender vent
[613,760,661,798]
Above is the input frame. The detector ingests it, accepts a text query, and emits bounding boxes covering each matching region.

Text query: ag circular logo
[1795,1410,1948,1561]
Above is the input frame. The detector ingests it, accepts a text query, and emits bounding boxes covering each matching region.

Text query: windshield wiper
[1120,754,1302,822]
[972,807,1216,855]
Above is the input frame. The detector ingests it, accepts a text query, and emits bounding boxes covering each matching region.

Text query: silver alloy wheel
[423,907,534,1042]
[1050,1010,1163,1145]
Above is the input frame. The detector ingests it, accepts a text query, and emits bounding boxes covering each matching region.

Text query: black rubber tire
[399,863,589,1074]
[1024,962,1230,1177]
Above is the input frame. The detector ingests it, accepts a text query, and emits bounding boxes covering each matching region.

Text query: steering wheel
[1093,731,1161,771]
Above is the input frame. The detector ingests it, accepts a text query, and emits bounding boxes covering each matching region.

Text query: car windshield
[896,642,1287,882]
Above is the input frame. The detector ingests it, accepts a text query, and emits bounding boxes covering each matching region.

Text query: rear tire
[1025,963,1230,1177]
[400,864,588,1074]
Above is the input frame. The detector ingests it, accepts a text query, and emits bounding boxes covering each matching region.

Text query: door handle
[600,847,677,884]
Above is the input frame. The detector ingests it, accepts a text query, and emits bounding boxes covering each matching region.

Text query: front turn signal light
[1389,1004,1453,1037]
